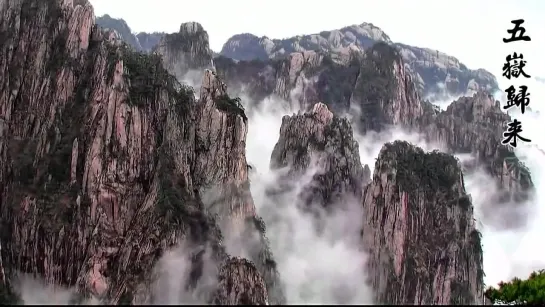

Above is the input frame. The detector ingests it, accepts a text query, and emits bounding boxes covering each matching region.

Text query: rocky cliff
[95,14,143,51]
[269,104,484,304]
[155,22,214,82]
[0,0,282,304]
[215,42,423,130]
[216,43,533,211]
[0,0,533,305]
[362,141,483,304]
[419,92,533,229]
[270,103,366,208]
[220,24,498,97]
[136,31,164,53]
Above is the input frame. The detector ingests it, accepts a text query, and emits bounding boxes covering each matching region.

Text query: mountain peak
[179,21,206,35]
[351,22,392,42]
[219,22,498,97]
[362,141,483,304]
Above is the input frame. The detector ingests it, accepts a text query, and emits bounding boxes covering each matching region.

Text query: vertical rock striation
[218,24,498,97]
[270,105,484,304]
[270,102,365,208]
[361,141,483,304]
[0,0,281,304]
[155,22,214,82]
[420,92,533,228]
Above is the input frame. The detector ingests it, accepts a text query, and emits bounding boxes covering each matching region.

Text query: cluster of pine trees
[485,270,545,304]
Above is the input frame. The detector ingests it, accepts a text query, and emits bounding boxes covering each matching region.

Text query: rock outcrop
[218,40,532,216]
[361,141,483,304]
[95,14,143,51]
[220,23,391,61]
[0,0,281,304]
[270,103,365,208]
[420,92,533,228]
[216,29,532,230]
[155,22,214,82]
[211,257,268,305]
[95,15,164,52]
[269,105,484,304]
[95,15,522,208]
[136,32,165,53]
[219,24,498,97]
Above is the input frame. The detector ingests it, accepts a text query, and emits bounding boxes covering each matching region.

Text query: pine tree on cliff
[485,270,545,304]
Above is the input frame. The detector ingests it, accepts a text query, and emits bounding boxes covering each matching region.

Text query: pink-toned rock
[361,141,483,304]
[0,0,282,304]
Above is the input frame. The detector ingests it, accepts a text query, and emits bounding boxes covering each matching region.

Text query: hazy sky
[89,0,544,80]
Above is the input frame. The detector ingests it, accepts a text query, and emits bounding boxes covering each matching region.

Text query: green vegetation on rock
[164,27,207,53]
[95,14,141,50]
[380,141,460,194]
[356,42,400,101]
[494,146,533,191]
[469,229,484,283]
[105,43,195,108]
[485,270,545,305]
[354,42,401,130]
[214,94,247,121]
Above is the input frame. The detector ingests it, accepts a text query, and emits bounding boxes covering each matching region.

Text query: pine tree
[485,270,545,305]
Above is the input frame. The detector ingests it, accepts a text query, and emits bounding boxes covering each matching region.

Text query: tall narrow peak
[194,69,252,226]
[267,103,370,304]
[270,102,365,208]
[194,70,285,304]
[155,22,214,82]
[268,105,483,304]
[362,141,484,304]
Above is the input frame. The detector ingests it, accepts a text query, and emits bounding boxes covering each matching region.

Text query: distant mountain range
[95,14,498,99]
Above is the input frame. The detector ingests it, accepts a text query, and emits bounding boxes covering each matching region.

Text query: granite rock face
[361,141,484,304]
[269,105,485,304]
[218,42,533,212]
[220,24,498,97]
[155,22,214,82]
[215,42,424,133]
[211,257,269,305]
[136,32,165,53]
[0,1,532,305]
[270,103,366,208]
[0,0,281,304]
[419,92,533,229]
[95,14,143,51]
